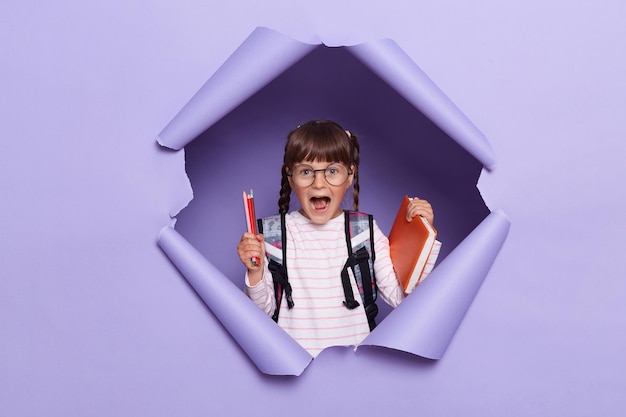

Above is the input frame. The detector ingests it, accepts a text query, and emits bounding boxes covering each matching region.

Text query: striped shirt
[245,211,438,357]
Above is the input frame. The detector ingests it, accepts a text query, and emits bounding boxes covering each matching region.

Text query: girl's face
[288,160,354,225]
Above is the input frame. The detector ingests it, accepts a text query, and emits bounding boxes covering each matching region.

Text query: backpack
[257,211,379,331]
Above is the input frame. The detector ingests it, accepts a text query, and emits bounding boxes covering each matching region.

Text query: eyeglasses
[287,163,353,187]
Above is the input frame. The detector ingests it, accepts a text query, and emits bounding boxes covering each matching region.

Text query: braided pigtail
[277,165,292,214]
[347,130,360,212]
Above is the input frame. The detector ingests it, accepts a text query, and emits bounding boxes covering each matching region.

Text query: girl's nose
[311,170,327,187]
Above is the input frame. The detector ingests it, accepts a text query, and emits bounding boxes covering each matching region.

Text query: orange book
[389,195,438,294]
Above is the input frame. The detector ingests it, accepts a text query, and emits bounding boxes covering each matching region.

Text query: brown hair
[278,120,361,214]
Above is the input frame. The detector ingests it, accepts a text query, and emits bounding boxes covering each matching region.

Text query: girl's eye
[327,168,339,175]
[299,168,313,176]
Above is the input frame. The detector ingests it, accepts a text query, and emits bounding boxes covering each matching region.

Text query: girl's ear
[346,165,355,187]
[285,166,294,187]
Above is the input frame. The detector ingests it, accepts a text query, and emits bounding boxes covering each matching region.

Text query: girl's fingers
[238,233,265,268]
[406,198,434,224]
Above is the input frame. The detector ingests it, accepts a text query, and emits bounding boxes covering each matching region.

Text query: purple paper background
[2,1,625,416]
[176,42,491,324]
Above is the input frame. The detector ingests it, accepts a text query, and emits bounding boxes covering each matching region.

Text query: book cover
[389,195,438,294]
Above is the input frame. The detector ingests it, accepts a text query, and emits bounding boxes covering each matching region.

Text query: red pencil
[243,189,260,266]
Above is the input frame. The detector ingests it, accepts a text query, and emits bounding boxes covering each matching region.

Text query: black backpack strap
[361,214,378,331]
[258,213,293,323]
[341,212,378,330]
[340,212,379,331]
[341,211,361,310]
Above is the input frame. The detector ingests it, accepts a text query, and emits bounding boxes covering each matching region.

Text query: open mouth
[311,196,330,211]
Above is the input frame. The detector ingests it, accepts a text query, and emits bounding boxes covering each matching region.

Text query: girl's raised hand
[405,197,434,226]
[237,232,265,285]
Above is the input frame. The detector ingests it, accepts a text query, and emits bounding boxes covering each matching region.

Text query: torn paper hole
[156,27,510,375]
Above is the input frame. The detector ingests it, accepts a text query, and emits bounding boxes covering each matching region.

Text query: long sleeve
[370,220,406,308]
[371,219,442,305]
[244,263,276,316]
[419,239,442,281]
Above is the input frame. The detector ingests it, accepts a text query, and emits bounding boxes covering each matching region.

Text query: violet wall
[2,1,625,416]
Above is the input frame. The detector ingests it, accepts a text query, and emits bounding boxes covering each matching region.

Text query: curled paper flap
[156,26,503,372]
[157,226,312,375]
[360,210,510,359]
[347,41,497,170]
[157,27,317,150]
[157,27,495,171]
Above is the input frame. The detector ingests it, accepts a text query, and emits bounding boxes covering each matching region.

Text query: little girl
[237,120,435,357]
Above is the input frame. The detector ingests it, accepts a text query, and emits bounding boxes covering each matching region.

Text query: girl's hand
[405,197,434,226]
[237,232,265,285]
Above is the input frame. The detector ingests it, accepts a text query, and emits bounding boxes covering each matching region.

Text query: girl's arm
[371,221,406,308]
[244,263,276,316]
[373,221,443,306]
[238,232,276,315]
[237,232,265,285]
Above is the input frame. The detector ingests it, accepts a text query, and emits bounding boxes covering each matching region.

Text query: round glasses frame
[287,163,353,187]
